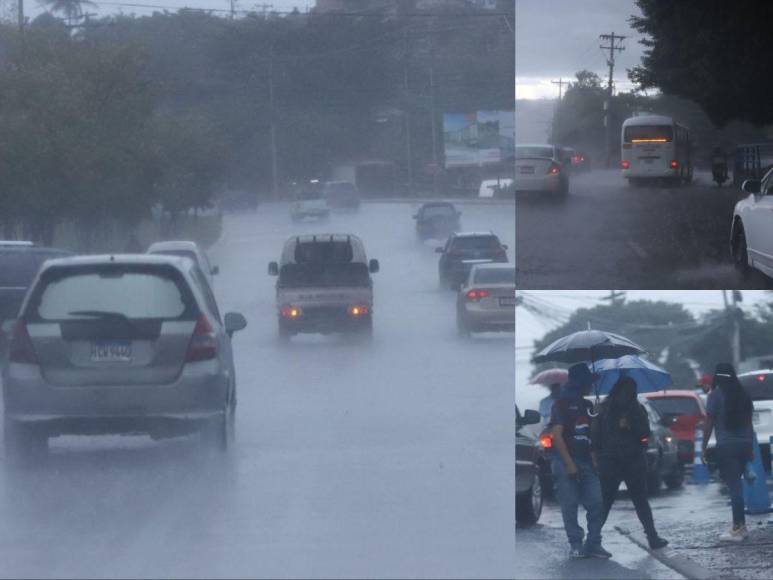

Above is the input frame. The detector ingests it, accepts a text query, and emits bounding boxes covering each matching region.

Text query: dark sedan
[436,232,508,290]
[413,202,461,241]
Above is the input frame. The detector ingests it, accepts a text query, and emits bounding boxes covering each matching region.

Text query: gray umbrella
[532,329,645,365]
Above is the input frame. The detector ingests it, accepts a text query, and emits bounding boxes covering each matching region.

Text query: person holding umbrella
[591,376,669,549]
[702,363,755,542]
[548,363,610,559]
[531,368,568,423]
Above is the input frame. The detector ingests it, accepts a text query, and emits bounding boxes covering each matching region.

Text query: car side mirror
[435,247,444,254]
[742,179,761,194]
[224,312,247,337]
[520,409,541,427]
[268,261,279,276]
[211,265,220,276]
[369,259,380,273]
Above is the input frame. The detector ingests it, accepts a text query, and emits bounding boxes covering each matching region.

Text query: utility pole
[428,36,440,196]
[551,77,567,101]
[723,290,742,368]
[268,41,279,200]
[599,32,625,168]
[601,290,626,306]
[18,0,24,33]
[403,28,414,196]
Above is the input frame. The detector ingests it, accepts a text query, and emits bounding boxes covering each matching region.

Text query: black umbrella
[533,329,645,365]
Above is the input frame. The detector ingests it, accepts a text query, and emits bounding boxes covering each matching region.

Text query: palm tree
[41,0,95,26]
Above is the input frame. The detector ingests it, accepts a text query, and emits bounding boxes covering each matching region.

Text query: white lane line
[615,526,714,580]
[627,240,649,260]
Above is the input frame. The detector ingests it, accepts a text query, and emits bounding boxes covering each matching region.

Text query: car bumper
[460,302,515,330]
[279,307,371,334]
[515,174,564,193]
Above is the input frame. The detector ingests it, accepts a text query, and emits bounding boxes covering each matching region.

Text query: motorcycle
[712,163,729,187]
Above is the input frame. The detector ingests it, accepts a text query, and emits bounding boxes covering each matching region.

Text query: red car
[643,390,706,463]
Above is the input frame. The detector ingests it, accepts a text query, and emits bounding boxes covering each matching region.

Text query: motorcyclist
[711,147,728,185]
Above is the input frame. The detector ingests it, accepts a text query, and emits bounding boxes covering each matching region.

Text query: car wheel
[201,411,231,453]
[516,474,543,525]
[647,456,663,495]
[732,223,751,277]
[4,419,48,464]
[664,464,684,490]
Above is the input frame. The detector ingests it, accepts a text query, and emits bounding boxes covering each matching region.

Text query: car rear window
[0,250,69,287]
[516,146,553,159]
[647,397,700,417]
[450,236,500,251]
[421,205,456,218]
[29,267,197,321]
[740,373,773,401]
[295,241,353,264]
[474,267,515,285]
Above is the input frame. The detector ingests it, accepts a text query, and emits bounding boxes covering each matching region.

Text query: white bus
[621,115,692,185]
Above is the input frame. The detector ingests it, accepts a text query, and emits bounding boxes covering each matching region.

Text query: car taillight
[539,435,553,449]
[670,160,678,169]
[185,315,217,362]
[548,164,560,175]
[348,305,369,317]
[466,289,490,301]
[495,247,507,259]
[640,436,649,445]
[621,160,630,169]
[280,306,302,319]
[9,321,38,364]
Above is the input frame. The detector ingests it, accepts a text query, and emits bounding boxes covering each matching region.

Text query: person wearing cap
[702,363,755,542]
[548,363,610,559]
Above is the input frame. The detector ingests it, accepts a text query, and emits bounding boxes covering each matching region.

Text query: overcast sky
[515,290,771,412]
[515,0,645,99]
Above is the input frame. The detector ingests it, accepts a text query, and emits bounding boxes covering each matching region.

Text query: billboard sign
[443,110,514,168]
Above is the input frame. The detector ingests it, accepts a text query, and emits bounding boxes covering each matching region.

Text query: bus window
[623,126,674,143]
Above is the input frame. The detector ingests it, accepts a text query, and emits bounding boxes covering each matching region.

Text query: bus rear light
[348,306,369,317]
[281,306,302,319]
[621,160,630,170]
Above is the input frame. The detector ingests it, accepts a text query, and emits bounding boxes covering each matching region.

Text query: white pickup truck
[268,234,379,340]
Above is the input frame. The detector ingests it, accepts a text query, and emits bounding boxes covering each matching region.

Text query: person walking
[548,363,611,559]
[702,363,755,542]
[591,376,668,549]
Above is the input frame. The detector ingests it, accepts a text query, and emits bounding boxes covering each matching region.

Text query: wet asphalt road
[517,475,773,580]
[516,170,773,290]
[0,201,515,579]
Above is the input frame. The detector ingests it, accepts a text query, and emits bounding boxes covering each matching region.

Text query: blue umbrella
[589,355,673,395]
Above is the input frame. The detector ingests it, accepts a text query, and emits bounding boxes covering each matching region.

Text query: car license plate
[91,340,132,362]
[519,166,535,174]
[499,297,516,307]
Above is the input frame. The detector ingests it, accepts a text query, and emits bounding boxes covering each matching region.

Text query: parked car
[268,234,379,340]
[146,240,219,289]
[413,201,461,241]
[705,369,773,473]
[0,243,73,359]
[516,406,543,525]
[436,232,509,290]
[643,390,706,464]
[456,263,515,337]
[322,181,360,210]
[1,254,248,459]
[731,169,773,280]
[515,144,569,196]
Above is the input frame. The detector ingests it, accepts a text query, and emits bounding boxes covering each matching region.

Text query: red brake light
[466,289,490,301]
[539,435,553,449]
[348,305,369,317]
[280,306,302,319]
[640,436,649,445]
[9,321,38,364]
[548,164,560,175]
[621,160,630,169]
[185,315,217,362]
[757,375,766,382]
[670,160,678,169]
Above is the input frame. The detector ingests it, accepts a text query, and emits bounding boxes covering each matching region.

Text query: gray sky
[515,290,771,412]
[515,0,645,99]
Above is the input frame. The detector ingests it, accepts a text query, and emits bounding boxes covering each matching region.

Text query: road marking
[627,240,649,259]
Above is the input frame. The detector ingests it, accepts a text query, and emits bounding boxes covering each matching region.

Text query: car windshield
[516,146,553,159]
[451,236,500,251]
[421,205,456,218]
[740,374,773,401]
[279,263,370,288]
[474,267,515,285]
[647,397,701,418]
[30,268,195,321]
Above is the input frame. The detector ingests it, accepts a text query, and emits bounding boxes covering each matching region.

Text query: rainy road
[516,170,773,290]
[0,201,515,579]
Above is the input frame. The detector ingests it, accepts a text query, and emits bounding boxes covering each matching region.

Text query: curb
[363,198,515,206]
[614,525,732,580]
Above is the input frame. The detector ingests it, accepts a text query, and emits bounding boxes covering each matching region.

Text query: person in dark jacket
[591,375,668,549]
[702,363,755,542]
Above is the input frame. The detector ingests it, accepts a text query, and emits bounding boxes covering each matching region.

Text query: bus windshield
[623,125,673,143]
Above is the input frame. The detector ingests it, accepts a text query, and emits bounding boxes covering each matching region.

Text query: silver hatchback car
[456,263,515,337]
[2,255,247,459]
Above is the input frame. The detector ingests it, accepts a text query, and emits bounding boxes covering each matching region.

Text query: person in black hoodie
[591,375,668,549]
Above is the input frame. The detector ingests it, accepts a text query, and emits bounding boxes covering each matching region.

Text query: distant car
[413,201,462,241]
[1,254,248,459]
[291,189,330,222]
[643,390,706,464]
[323,181,360,210]
[516,406,543,525]
[515,144,569,196]
[478,178,514,199]
[731,169,773,280]
[456,263,515,337]
[436,232,508,290]
[0,243,72,358]
[146,240,219,288]
[705,369,773,473]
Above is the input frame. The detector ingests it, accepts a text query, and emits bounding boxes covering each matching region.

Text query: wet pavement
[515,170,773,289]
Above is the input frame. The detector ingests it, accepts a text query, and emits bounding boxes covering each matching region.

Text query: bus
[621,115,692,185]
